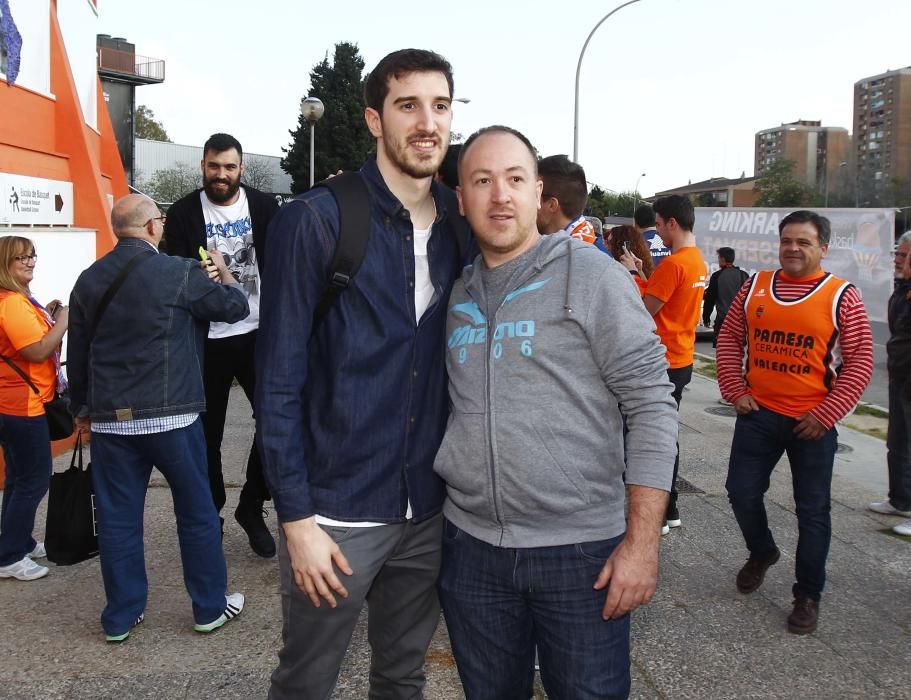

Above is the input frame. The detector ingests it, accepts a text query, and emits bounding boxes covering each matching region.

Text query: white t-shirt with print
[200,188,260,338]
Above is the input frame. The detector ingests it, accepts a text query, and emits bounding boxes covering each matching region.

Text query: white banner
[694,207,896,323]
[0,173,74,225]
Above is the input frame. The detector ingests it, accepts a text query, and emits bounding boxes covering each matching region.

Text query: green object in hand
[198,246,209,261]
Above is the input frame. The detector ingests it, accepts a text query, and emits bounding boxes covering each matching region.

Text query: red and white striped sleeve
[715,282,752,403]
[809,286,874,428]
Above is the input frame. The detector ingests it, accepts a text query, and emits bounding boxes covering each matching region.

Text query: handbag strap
[68,430,84,471]
[88,249,155,341]
[0,353,40,395]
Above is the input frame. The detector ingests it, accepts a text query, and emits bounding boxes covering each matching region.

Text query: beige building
[754,120,851,193]
[653,176,758,208]
[854,67,911,204]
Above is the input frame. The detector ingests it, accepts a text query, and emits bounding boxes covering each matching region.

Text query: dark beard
[203,177,241,204]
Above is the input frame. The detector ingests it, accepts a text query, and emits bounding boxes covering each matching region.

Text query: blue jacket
[68,238,249,421]
[256,156,466,524]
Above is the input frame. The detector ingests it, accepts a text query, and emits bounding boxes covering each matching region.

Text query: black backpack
[311,172,471,331]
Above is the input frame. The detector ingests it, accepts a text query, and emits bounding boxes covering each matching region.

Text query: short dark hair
[437,143,462,189]
[634,204,656,228]
[364,49,453,114]
[203,133,243,161]
[653,195,695,232]
[537,154,587,219]
[778,210,831,246]
[717,247,736,264]
[458,125,538,176]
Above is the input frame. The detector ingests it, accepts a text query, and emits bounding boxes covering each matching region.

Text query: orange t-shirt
[0,291,56,417]
[645,246,707,368]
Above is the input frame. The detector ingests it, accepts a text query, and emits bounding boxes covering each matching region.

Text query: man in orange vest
[717,210,874,635]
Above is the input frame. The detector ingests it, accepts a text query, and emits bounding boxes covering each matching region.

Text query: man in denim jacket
[257,49,466,699]
[67,194,249,642]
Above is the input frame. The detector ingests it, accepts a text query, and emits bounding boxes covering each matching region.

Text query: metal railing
[97,47,165,82]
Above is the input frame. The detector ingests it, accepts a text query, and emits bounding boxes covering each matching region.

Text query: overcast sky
[98,0,910,197]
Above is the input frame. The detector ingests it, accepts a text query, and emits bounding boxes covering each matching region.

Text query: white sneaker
[0,556,49,581]
[661,523,670,536]
[868,500,911,517]
[194,592,245,633]
[28,542,46,559]
[893,519,911,536]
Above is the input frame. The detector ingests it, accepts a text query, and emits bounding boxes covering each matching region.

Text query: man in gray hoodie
[434,126,679,700]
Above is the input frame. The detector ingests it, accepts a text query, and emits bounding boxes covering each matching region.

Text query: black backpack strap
[88,249,155,341]
[312,172,371,332]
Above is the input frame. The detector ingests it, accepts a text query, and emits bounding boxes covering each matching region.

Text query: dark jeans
[0,414,51,566]
[666,364,693,510]
[91,419,228,635]
[886,379,911,511]
[202,330,269,513]
[439,520,630,700]
[725,406,837,601]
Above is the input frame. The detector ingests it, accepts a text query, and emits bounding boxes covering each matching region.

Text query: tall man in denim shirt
[257,49,466,699]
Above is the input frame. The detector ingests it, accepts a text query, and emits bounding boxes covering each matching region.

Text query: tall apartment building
[754,120,851,193]
[854,67,911,204]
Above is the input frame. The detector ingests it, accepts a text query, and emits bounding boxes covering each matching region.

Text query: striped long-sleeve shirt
[716,272,874,428]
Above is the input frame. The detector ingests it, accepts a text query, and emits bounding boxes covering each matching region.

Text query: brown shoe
[735,547,781,593]
[787,596,819,634]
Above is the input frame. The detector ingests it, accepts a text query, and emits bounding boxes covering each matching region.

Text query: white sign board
[694,207,895,323]
[0,173,74,225]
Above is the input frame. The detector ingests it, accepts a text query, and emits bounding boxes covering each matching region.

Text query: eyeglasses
[12,254,37,264]
[144,215,167,227]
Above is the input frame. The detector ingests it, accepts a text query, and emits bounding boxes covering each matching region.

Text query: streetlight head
[301,96,325,123]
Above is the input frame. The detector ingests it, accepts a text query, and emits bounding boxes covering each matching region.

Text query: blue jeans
[439,520,630,700]
[0,414,51,566]
[725,407,837,601]
[90,419,227,635]
[886,379,911,511]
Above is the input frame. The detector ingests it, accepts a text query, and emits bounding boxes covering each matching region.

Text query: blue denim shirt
[256,157,465,524]
[68,239,249,421]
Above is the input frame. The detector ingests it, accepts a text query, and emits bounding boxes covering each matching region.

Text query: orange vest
[743,270,850,418]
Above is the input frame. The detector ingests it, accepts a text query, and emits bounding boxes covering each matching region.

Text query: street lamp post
[573,0,643,162]
[633,172,646,211]
[300,96,325,188]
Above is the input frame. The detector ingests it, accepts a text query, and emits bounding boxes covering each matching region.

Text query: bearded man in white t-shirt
[165,133,280,558]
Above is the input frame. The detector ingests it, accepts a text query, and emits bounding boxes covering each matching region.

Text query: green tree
[753,159,815,207]
[135,104,170,142]
[585,185,640,219]
[141,163,200,206]
[282,42,375,192]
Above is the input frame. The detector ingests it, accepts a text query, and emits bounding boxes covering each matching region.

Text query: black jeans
[666,364,693,509]
[202,330,269,513]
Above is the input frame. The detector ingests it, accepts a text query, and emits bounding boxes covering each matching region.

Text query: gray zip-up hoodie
[434,233,678,548]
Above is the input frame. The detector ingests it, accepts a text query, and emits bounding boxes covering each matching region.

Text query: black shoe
[735,547,780,593]
[787,595,819,634]
[235,501,276,558]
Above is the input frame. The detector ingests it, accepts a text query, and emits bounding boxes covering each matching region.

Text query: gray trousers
[269,514,443,700]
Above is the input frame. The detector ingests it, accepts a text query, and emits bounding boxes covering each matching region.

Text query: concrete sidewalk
[0,376,908,699]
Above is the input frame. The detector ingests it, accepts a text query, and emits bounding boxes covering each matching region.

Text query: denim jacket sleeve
[255,195,336,523]
[184,263,250,324]
[66,281,90,418]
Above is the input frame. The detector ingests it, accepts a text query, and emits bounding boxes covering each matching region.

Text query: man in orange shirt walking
[640,195,707,534]
[716,211,873,634]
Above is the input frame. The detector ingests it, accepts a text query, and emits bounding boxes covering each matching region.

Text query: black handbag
[0,353,74,441]
[45,431,99,565]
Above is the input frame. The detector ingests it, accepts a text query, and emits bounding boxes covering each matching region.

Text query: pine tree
[281,42,375,193]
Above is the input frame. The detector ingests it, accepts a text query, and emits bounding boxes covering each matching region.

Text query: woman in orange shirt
[0,236,69,581]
